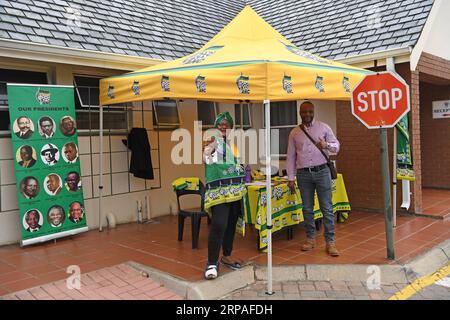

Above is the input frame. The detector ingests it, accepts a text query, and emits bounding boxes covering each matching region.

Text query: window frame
[152,99,181,129]
[0,69,50,136]
[234,103,252,129]
[73,74,129,134]
[263,101,299,158]
[197,100,218,129]
[74,75,102,109]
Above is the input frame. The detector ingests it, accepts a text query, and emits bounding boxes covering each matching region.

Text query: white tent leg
[264,99,274,295]
[99,105,104,232]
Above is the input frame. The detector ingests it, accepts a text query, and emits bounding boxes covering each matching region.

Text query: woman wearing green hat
[203,111,245,280]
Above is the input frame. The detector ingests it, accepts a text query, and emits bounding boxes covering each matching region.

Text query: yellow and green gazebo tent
[99,5,371,294]
[99,6,370,104]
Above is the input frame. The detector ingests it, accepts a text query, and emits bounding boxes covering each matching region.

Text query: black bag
[300,124,338,180]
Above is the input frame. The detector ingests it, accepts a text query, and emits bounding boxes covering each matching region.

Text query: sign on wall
[432,100,450,119]
[7,84,88,246]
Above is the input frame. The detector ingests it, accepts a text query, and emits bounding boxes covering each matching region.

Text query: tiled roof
[249,0,435,60]
[0,0,245,60]
[0,0,435,61]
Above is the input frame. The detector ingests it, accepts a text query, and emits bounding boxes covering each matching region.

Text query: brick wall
[418,52,450,82]
[336,63,415,213]
[420,82,450,188]
[417,53,450,189]
[336,101,384,211]
[410,69,423,213]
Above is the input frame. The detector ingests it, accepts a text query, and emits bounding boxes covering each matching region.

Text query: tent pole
[264,99,274,295]
[98,104,104,232]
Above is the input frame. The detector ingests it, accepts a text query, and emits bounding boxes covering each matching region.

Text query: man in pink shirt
[287,101,340,256]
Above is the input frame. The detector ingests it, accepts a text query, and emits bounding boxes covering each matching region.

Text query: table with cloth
[243,174,351,250]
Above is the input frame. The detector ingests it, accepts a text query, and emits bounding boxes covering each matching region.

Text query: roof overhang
[0,38,164,71]
[335,47,412,69]
[410,0,444,71]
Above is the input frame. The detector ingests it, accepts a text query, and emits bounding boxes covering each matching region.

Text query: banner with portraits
[7,84,88,246]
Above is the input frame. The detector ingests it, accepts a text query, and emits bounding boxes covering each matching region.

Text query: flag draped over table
[396,115,415,181]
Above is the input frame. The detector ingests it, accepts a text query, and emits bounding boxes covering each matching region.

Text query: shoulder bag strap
[299,124,330,162]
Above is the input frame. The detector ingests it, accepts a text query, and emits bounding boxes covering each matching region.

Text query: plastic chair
[175,180,208,249]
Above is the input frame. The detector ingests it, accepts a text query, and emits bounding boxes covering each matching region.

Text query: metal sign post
[380,128,395,259]
[351,71,411,260]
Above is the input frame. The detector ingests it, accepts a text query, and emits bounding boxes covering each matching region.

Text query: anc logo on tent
[195,75,206,93]
[36,88,51,105]
[107,85,115,99]
[342,75,351,93]
[161,75,170,92]
[281,41,331,64]
[282,73,293,94]
[183,45,224,64]
[131,80,140,96]
[315,75,325,92]
[236,73,250,94]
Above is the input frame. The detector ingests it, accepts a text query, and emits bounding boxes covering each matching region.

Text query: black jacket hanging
[124,127,154,179]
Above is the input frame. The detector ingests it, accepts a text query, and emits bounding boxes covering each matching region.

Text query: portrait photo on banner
[68,201,84,224]
[40,143,59,166]
[62,142,79,164]
[16,145,37,168]
[13,116,34,139]
[20,176,40,200]
[65,171,81,192]
[23,209,43,233]
[47,205,65,228]
[59,116,77,137]
[43,173,63,196]
[38,115,56,138]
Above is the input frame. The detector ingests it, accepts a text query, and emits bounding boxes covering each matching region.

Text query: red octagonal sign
[351,72,410,129]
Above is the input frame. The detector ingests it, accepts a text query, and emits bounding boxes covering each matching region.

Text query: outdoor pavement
[224,278,450,300]
[0,211,449,296]
[0,263,183,300]
[420,188,450,219]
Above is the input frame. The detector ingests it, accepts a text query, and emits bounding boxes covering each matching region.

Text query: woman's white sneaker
[204,264,218,280]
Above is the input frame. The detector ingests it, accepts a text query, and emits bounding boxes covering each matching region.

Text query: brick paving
[225,280,450,300]
[0,263,183,300]
[408,280,450,300]
[0,212,449,295]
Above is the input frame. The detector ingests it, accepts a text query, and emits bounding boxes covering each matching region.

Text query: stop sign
[351,72,410,129]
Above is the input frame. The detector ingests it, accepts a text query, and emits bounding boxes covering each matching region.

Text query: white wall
[0,58,337,245]
[423,0,450,60]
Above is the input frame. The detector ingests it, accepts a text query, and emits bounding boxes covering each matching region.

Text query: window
[197,100,216,128]
[74,75,100,107]
[0,68,48,132]
[153,100,180,128]
[74,75,129,131]
[264,101,298,156]
[234,103,251,128]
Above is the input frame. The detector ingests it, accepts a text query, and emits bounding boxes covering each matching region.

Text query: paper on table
[246,181,270,186]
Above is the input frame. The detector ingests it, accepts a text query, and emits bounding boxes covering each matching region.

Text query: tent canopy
[99,6,371,105]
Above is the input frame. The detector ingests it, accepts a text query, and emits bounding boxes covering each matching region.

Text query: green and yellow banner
[396,115,415,181]
[7,84,88,246]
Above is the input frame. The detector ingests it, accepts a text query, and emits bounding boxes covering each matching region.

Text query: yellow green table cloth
[244,174,351,250]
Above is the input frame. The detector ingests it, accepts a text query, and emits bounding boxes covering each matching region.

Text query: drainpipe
[386,57,411,227]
